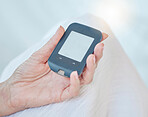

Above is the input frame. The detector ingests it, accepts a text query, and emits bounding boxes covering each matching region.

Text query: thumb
[32,26,65,63]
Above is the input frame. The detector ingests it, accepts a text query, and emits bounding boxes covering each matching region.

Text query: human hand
[0,26,108,116]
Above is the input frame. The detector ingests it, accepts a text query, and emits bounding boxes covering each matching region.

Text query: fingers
[93,32,108,65]
[80,32,107,85]
[32,26,65,63]
[80,54,96,85]
[60,71,80,101]
[69,71,80,97]
[94,43,104,65]
[101,33,108,41]
[80,44,104,85]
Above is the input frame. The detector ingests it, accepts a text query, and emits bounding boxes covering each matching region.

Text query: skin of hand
[0,26,108,116]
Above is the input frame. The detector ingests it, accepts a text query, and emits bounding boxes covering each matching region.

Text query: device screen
[58,31,94,62]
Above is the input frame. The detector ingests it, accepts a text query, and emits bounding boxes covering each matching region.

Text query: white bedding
[1,14,148,117]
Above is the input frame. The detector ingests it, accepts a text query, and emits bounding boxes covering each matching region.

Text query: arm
[0,26,108,116]
[0,81,13,116]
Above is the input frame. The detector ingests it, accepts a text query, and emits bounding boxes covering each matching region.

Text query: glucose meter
[48,23,102,77]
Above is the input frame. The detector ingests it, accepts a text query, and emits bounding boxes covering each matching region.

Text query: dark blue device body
[48,23,102,77]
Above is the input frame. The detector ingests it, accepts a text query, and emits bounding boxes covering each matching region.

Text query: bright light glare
[92,1,130,29]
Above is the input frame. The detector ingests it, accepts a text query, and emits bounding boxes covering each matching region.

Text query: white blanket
[1,14,148,117]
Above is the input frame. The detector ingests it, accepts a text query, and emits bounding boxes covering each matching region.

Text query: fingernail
[104,33,109,38]
[74,71,79,79]
[93,56,96,64]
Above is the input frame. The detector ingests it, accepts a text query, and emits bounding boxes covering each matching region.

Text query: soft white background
[0,0,147,86]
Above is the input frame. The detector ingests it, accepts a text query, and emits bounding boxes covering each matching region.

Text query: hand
[0,26,108,116]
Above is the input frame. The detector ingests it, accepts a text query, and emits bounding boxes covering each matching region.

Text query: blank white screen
[58,31,94,62]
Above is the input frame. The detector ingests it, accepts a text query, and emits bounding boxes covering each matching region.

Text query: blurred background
[0,0,147,87]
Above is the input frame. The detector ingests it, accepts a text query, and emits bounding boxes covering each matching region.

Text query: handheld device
[48,23,102,77]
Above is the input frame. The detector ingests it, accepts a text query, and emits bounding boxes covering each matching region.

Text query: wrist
[0,80,14,116]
